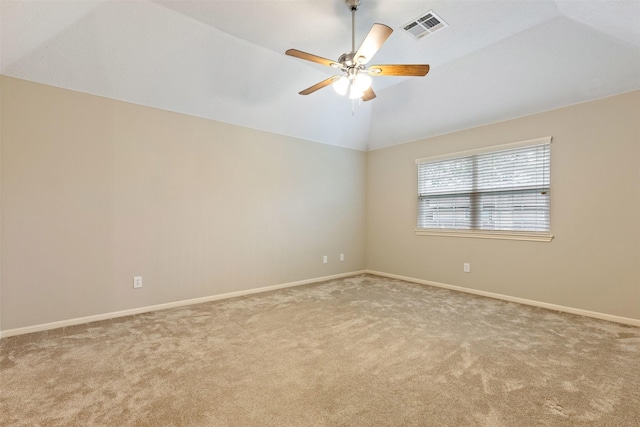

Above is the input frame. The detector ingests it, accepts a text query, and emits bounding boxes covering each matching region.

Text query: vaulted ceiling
[2,0,639,151]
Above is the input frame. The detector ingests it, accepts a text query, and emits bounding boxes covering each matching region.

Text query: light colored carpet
[1,274,639,426]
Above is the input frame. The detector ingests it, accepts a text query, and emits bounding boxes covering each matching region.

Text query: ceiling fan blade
[299,76,342,95]
[368,64,430,76]
[362,87,376,102]
[354,23,393,65]
[286,49,340,68]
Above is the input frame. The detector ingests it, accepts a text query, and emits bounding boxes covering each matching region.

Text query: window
[416,137,552,242]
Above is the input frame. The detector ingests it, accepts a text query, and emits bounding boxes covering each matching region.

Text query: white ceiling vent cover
[403,11,448,39]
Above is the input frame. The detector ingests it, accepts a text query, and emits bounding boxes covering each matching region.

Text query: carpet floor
[1,274,639,426]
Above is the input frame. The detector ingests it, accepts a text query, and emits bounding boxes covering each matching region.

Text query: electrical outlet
[340,253,345,262]
[323,255,328,264]
[133,276,143,288]
[463,263,470,273]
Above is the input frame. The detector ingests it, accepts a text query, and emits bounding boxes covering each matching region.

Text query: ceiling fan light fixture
[354,73,372,92]
[333,76,350,95]
[333,72,370,98]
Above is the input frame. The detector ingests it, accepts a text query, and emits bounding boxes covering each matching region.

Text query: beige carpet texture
[1,274,639,426]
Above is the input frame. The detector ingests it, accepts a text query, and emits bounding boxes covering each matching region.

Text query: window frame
[415,137,554,242]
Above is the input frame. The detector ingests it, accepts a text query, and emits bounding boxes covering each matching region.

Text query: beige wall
[367,91,640,320]
[1,76,367,330]
[2,76,638,332]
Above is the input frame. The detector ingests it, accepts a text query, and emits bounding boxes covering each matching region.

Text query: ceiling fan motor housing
[338,52,356,67]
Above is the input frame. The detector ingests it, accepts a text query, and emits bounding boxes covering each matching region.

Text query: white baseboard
[0,271,367,339]
[4,269,637,338]
[366,270,640,327]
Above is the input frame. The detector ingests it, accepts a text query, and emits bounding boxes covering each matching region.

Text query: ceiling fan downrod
[346,0,360,52]
[344,0,369,100]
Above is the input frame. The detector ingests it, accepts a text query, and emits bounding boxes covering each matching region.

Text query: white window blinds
[417,139,551,234]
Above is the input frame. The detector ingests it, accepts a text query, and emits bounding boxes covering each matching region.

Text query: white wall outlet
[133,276,143,288]
[463,263,471,273]
[323,255,328,264]
[340,253,345,262]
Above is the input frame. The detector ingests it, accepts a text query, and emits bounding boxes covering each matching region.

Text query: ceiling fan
[286,0,430,102]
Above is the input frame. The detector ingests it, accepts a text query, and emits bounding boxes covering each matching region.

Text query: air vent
[403,10,448,39]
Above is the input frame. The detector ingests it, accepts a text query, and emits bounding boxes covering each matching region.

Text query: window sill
[415,229,554,242]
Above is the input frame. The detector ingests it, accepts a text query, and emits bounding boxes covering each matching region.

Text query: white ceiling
[2,0,639,151]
